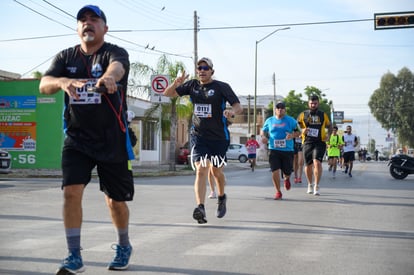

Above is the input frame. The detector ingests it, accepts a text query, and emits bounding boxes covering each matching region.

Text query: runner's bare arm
[39,76,85,100]
[95,61,125,94]
[164,70,189,97]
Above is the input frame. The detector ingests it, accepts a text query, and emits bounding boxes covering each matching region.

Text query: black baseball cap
[77,5,107,23]
[275,102,286,109]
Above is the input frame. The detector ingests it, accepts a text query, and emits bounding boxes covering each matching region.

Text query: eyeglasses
[197,65,210,71]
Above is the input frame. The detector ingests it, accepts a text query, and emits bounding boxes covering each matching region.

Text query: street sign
[150,74,170,103]
[333,111,344,124]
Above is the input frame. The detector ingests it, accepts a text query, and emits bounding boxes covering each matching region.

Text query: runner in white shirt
[342,125,359,177]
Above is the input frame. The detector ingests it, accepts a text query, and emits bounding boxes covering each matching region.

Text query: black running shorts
[62,148,134,201]
[294,142,303,154]
[269,150,294,175]
[303,142,326,165]
[190,135,229,168]
[343,151,355,163]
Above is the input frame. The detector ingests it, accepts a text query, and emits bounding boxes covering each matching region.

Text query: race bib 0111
[194,103,212,118]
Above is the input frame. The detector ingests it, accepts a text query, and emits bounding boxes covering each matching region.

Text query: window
[142,120,157,150]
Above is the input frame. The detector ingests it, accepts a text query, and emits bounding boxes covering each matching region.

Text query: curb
[0,162,268,179]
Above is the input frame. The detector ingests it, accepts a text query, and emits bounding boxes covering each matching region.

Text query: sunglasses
[197,65,210,71]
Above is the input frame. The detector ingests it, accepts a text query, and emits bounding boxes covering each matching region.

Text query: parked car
[0,149,12,174]
[177,142,190,164]
[378,153,389,161]
[226,143,248,163]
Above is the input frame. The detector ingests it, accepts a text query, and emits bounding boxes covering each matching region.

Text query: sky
[1,0,413,150]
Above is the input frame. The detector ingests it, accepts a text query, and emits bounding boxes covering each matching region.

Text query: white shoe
[307,184,313,194]
[208,191,217,199]
[314,185,320,196]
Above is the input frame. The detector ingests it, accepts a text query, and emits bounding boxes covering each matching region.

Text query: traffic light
[374,12,414,30]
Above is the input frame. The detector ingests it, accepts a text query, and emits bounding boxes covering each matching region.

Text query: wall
[0,79,64,168]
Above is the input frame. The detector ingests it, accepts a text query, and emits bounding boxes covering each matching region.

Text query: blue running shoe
[107,244,133,270]
[56,251,85,274]
[216,194,227,218]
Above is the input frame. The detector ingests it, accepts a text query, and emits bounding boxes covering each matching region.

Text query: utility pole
[247,95,253,134]
[193,11,199,76]
[272,72,276,106]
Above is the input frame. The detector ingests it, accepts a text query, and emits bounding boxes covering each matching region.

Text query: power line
[110,18,374,32]
[105,33,192,59]
[21,55,55,76]
[13,0,191,59]
[112,0,190,28]
[41,0,75,19]
[13,0,75,32]
[0,34,75,42]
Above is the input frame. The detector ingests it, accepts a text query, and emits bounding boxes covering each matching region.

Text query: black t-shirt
[176,79,240,140]
[44,42,130,162]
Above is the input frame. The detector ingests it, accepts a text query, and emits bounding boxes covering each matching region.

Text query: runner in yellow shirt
[326,126,344,178]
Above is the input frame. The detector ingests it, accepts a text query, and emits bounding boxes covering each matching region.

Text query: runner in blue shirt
[260,102,300,200]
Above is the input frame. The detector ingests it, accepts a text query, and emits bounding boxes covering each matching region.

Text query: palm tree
[130,55,193,171]
[32,71,43,79]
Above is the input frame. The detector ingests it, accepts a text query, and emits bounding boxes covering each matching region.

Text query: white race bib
[274,139,286,148]
[308,128,319,137]
[70,79,102,105]
[194,104,212,118]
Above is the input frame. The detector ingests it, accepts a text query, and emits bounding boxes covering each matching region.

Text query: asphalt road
[0,161,413,275]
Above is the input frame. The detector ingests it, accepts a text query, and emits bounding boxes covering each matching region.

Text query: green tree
[32,71,43,79]
[303,86,332,117]
[368,67,414,148]
[265,87,332,122]
[283,90,307,119]
[368,138,376,153]
[129,55,193,171]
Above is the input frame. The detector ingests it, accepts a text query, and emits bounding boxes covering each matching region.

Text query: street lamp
[329,100,334,126]
[246,95,254,134]
[254,27,290,135]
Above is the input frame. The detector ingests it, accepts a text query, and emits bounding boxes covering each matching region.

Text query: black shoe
[216,194,227,218]
[193,205,207,224]
[344,167,348,174]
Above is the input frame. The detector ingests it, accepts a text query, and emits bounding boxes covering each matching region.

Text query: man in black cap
[297,95,332,196]
[40,5,134,274]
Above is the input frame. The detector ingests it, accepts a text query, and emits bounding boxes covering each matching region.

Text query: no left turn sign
[150,74,170,103]
[151,75,169,94]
